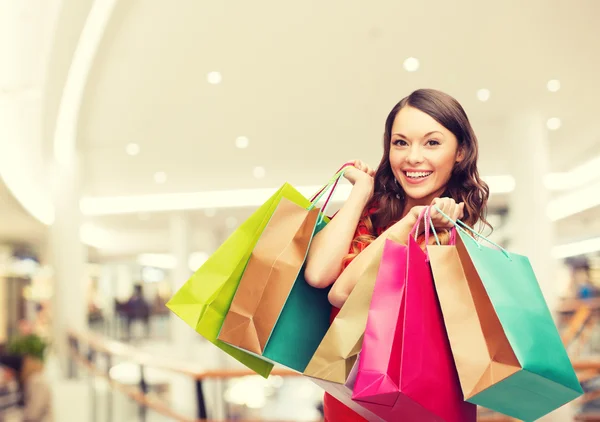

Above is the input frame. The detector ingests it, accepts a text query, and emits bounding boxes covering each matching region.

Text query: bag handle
[426,207,456,246]
[309,165,350,225]
[410,207,446,246]
[309,162,355,202]
[432,205,511,260]
[408,208,439,262]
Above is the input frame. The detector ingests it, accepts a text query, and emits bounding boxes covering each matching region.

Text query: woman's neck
[401,188,447,218]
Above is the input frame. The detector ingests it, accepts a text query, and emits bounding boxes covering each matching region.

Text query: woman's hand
[409,197,464,232]
[342,159,375,196]
[343,159,375,184]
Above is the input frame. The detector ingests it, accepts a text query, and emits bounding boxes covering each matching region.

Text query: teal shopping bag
[259,217,332,371]
[428,206,583,421]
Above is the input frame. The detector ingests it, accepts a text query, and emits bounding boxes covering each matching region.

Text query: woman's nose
[406,145,424,164]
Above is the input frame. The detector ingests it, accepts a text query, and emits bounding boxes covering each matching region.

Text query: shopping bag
[167,183,319,377]
[353,209,476,422]
[218,170,341,371]
[427,206,583,421]
[167,164,350,377]
[254,218,332,371]
[303,239,387,421]
[304,239,385,383]
[352,237,407,406]
[217,199,320,352]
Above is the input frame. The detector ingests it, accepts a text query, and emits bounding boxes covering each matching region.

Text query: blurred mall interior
[1,0,600,421]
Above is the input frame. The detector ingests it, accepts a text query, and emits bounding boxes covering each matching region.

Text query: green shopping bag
[167,183,312,377]
[167,166,347,377]
[428,207,583,421]
[217,168,350,372]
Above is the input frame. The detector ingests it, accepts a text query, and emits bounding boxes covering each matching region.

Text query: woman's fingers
[430,198,464,228]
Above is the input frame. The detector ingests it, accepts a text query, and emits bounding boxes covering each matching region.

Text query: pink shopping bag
[352,208,475,422]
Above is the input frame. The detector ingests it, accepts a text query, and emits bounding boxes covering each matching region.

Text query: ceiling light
[137,253,176,269]
[403,57,420,72]
[253,166,266,179]
[552,237,600,259]
[207,71,222,85]
[154,171,167,184]
[235,136,249,149]
[547,179,600,221]
[225,217,238,229]
[126,143,140,156]
[80,173,515,216]
[476,89,491,102]
[546,117,561,131]
[204,208,217,217]
[79,223,113,249]
[547,79,561,92]
[135,252,211,271]
[482,175,515,194]
[189,252,209,271]
[545,154,600,191]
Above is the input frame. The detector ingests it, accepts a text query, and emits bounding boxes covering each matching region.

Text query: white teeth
[406,171,432,178]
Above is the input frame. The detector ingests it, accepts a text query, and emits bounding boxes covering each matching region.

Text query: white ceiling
[3,0,600,259]
[77,0,600,197]
[0,178,46,245]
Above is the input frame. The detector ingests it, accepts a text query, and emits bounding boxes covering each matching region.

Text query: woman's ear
[456,147,465,163]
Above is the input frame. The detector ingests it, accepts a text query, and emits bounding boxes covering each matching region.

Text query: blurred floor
[45,318,324,422]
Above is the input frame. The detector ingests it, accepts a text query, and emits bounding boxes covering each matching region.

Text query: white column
[506,112,569,422]
[98,264,116,320]
[169,212,193,345]
[169,215,223,417]
[48,157,87,378]
[506,111,556,311]
[168,212,197,416]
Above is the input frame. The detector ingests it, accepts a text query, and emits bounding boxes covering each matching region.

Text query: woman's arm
[327,211,418,308]
[304,180,373,288]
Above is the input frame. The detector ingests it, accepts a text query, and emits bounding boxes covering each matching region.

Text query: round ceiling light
[547,79,561,92]
[235,136,249,149]
[546,117,562,131]
[253,166,266,179]
[476,89,491,102]
[403,57,420,72]
[207,71,222,84]
[126,143,140,156]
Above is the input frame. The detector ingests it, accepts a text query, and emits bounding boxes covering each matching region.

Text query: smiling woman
[303,88,491,422]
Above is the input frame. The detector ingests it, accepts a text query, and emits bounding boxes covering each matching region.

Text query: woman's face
[389,106,463,205]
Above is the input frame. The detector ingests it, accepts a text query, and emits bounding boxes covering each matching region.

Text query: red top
[322,205,388,422]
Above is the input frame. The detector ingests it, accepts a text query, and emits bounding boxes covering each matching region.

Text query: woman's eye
[393,139,408,146]
[427,139,440,146]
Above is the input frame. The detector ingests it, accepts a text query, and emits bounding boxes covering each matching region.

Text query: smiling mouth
[403,171,433,180]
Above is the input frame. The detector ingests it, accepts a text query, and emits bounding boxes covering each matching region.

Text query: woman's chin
[403,185,436,200]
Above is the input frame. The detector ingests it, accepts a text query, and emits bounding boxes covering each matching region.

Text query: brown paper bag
[218,197,320,354]
[303,238,387,383]
[427,237,521,400]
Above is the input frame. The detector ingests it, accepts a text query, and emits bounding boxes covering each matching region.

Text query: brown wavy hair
[344,89,491,264]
